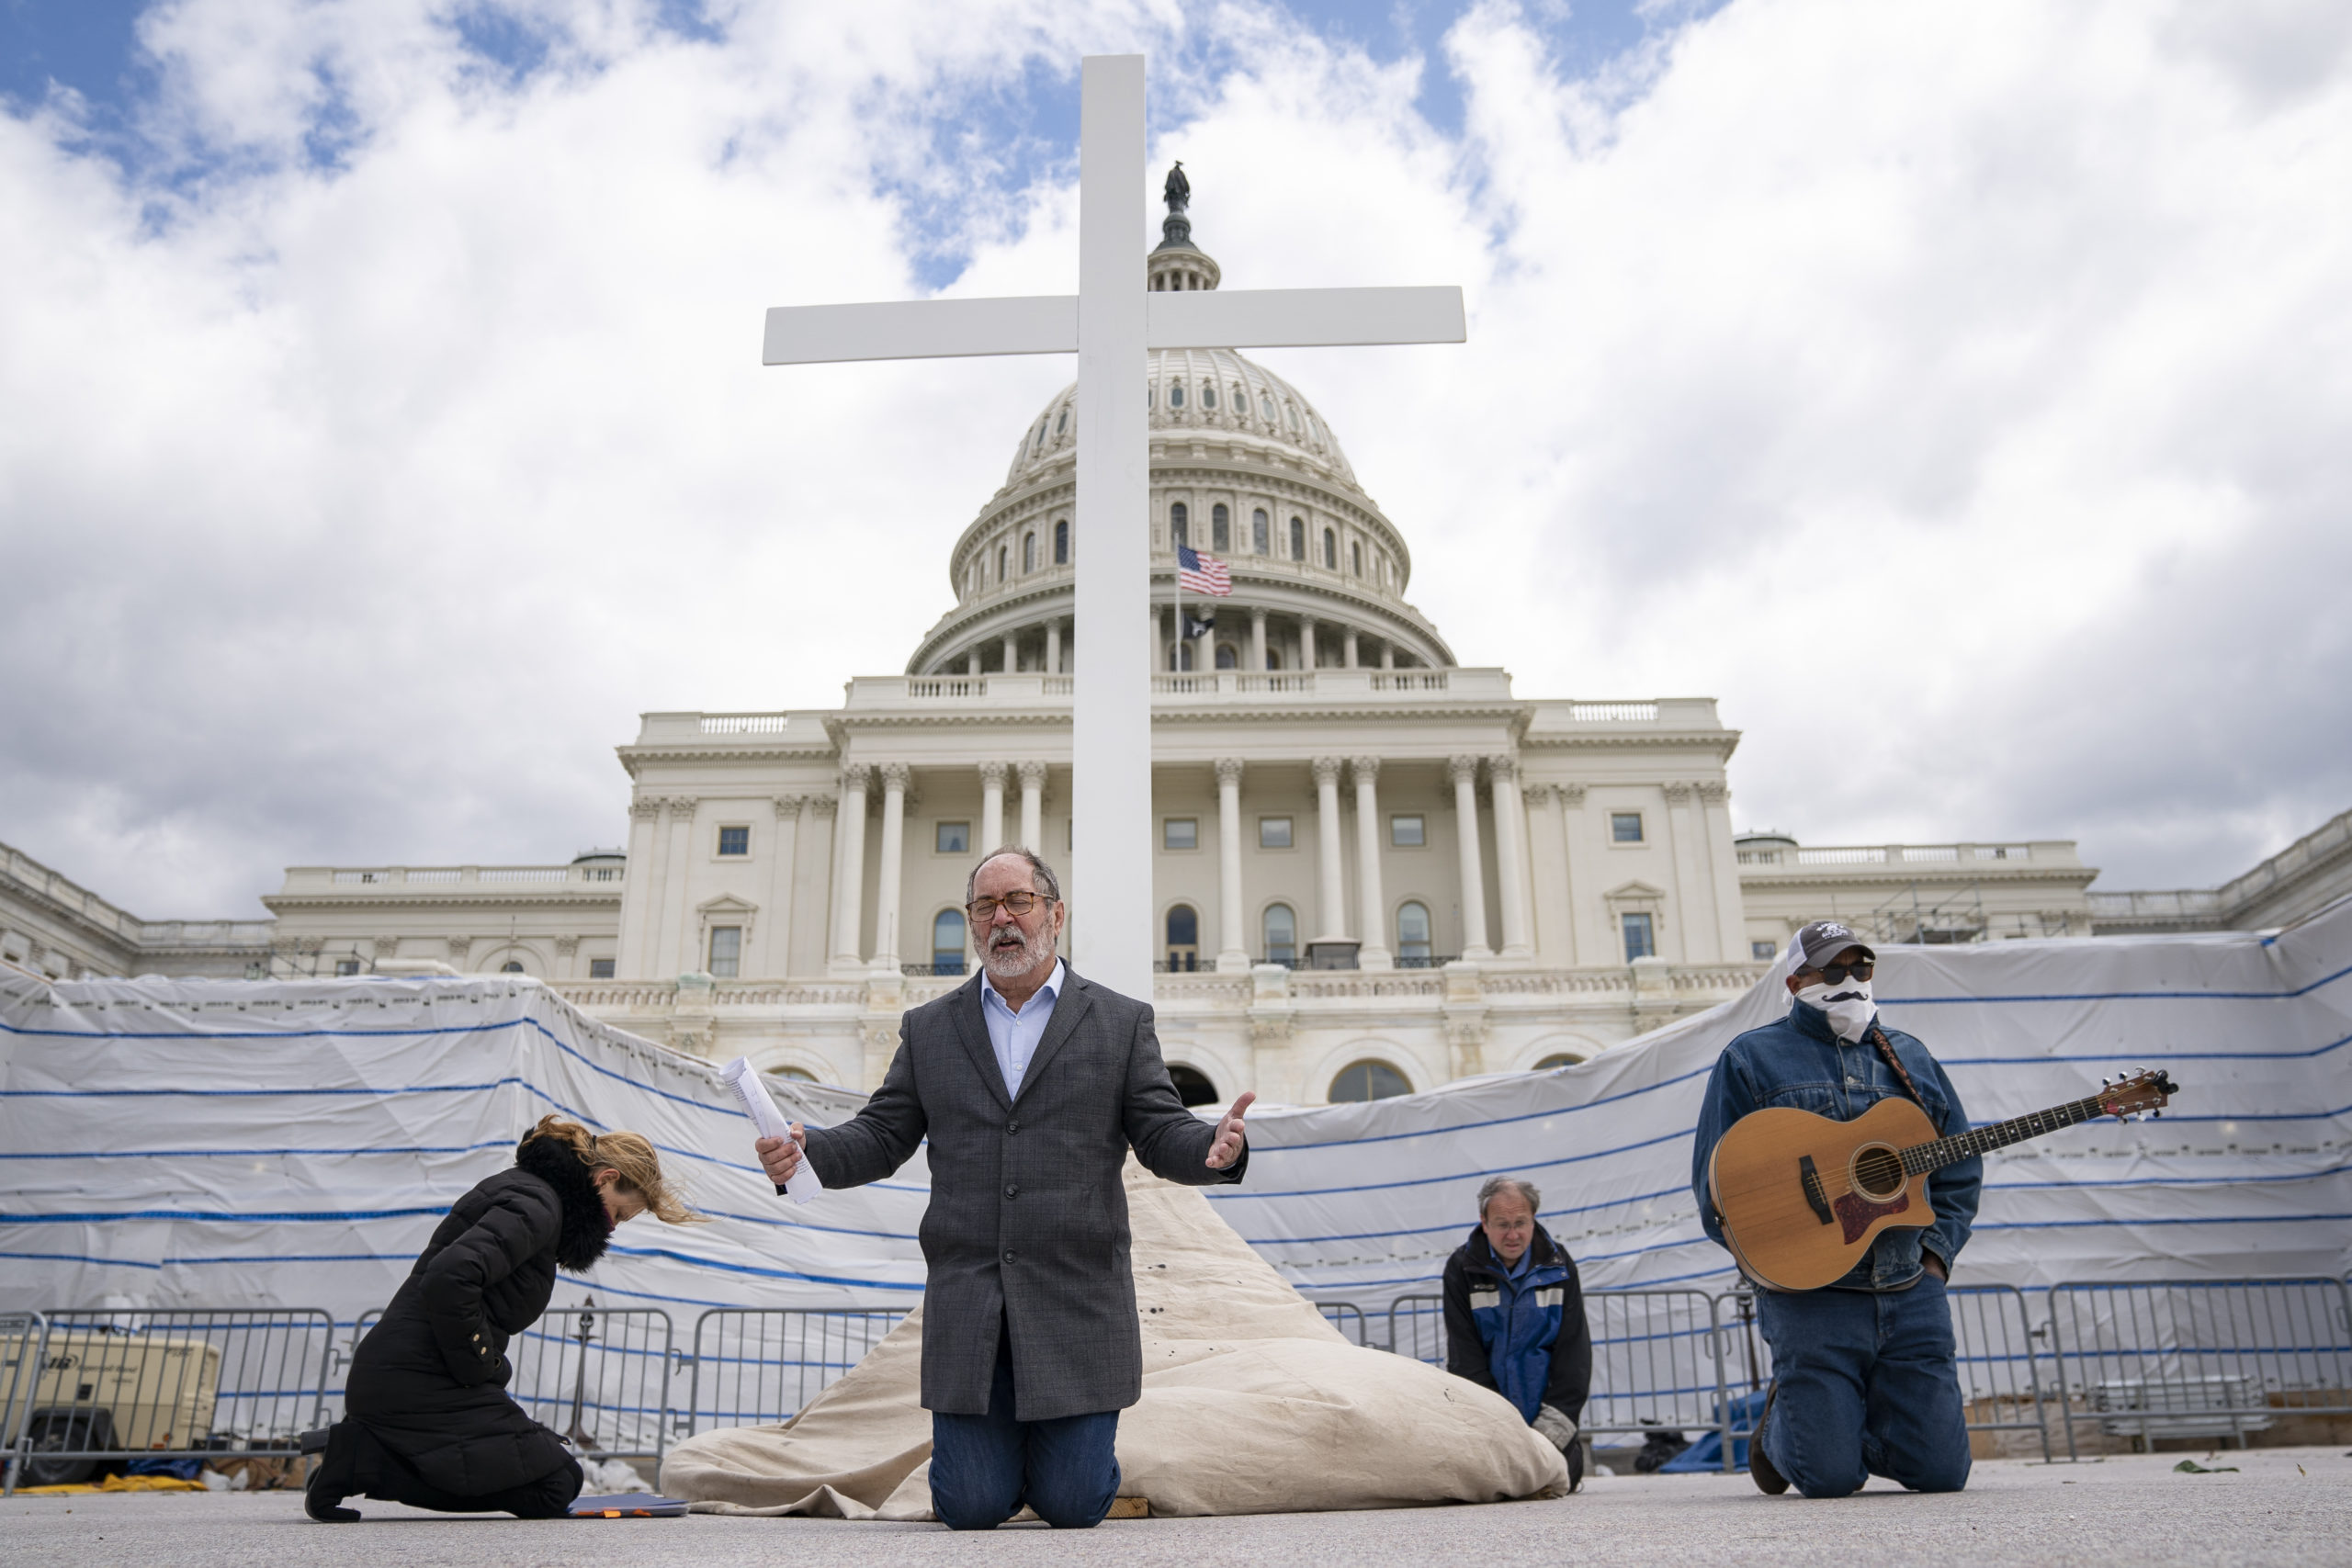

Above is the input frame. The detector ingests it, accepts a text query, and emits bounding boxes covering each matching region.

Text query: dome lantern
[1148,161,1220,293]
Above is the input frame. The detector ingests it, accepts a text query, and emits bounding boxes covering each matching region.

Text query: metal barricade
[1,1308,336,1495]
[504,1303,677,1465]
[683,1307,909,1436]
[1,1312,50,1494]
[1314,1302,1372,1347]
[1946,1284,2051,1461]
[1386,1294,1446,1364]
[1588,1290,1740,1472]
[2045,1278,2352,1459]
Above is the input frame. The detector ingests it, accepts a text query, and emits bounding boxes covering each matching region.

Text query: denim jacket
[1690,998,1980,1291]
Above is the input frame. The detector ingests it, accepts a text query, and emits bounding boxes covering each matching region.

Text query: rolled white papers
[721,1056,824,1205]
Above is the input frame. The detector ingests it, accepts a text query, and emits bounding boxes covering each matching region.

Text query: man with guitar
[1690,920,1980,1499]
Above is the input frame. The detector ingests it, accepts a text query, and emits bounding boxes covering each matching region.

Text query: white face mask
[1796,976,1875,1043]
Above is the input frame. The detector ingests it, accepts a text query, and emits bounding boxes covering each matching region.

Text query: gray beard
[982,929,1052,982]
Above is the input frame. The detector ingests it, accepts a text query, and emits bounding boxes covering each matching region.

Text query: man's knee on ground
[1893,1451,1971,1495]
[1024,1468,1116,1529]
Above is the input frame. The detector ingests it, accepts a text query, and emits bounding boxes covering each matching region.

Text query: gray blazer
[799,966,1244,1421]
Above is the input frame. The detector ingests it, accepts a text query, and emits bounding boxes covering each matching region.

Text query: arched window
[1260,393,1274,419]
[931,909,967,976]
[965,559,977,596]
[1212,503,1230,551]
[1396,901,1432,965]
[1233,385,1247,417]
[1202,382,1217,410]
[996,544,1007,582]
[1329,1060,1410,1102]
[1170,381,1186,409]
[1534,1053,1585,1070]
[1215,642,1238,670]
[1023,532,1035,573]
[1321,527,1337,570]
[1264,645,1283,671]
[1055,407,1068,435]
[1252,508,1269,554]
[1170,502,1188,548]
[1168,1065,1219,1107]
[1284,402,1299,430]
[1351,541,1363,577]
[1289,517,1306,560]
[500,960,525,974]
[1263,903,1296,965]
[1033,423,1046,456]
[1165,905,1200,972]
[774,1065,817,1082]
[1054,519,1069,564]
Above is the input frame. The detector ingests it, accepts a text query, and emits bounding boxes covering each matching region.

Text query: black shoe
[1566,1439,1586,1494]
[1747,1384,1789,1495]
[301,1427,360,1522]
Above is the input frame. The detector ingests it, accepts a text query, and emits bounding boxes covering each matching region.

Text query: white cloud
[1,0,2346,919]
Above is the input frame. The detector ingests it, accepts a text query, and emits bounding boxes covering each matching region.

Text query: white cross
[763,54,1465,1000]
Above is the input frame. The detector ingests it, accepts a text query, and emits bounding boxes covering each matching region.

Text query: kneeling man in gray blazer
[757,846,1251,1529]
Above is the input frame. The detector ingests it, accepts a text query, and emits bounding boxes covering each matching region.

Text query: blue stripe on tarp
[1214,1125,1693,1201]
[1879,957,2352,1004]
[596,1241,922,1292]
[1248,1064,1713,1156]
[2,1206,451,1224]
[0,1239,920,1294]
[1935,1032,2352,1066]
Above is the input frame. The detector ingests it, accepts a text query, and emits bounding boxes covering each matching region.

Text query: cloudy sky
[4,0,2347,921]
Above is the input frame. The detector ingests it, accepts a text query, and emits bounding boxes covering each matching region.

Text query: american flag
[1176,545,1231,596]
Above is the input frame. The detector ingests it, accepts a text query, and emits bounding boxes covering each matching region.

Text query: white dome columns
[1450,756,1494,961]
[828,765,871,976]
[980,761,1008,855]
[1018,761,1047,849]
[1216,758,1250,973]
[1351,757,1394,971]
[1312,757,1348,948]
[1488,756,1535,961]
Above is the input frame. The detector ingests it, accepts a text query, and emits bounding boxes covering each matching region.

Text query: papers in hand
[721,1056,823,1205]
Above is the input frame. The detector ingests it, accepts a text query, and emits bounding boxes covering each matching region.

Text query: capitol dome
[906,181,1453,680]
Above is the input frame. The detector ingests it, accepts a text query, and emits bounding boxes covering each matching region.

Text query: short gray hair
[966,846,1064,907]
[1477,1176,1541,1218]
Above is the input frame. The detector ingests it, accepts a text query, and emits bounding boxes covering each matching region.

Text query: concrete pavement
[4,1445,2345,1567]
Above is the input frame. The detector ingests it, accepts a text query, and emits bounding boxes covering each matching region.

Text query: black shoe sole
[1749,1384,1790,1495]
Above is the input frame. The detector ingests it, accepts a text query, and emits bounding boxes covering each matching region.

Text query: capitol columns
[1311,756,1348,943]
[1352,756,1395,970]
[1250,607,1268,672]
[764,795,806,978]
[870,763,912,974]
[619,795,665,977]
[828,764,872,975]
[1017,760,1047,849]
[1045,619,1062,676]
[1448,755,1494,961]
[978,761,1008,853]
[657,795,699,976]
[1299,614,1318,672]
[1487,755,1535,961]
[1216,759,1250,972]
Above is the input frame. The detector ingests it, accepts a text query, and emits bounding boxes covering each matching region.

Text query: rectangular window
[1611,812,1645,843]
[708,926,741,978]
[1751,940,1777,961]
[1390,813,1426,847]
[589,957,616,978]
[334,958,360,976]
[936,820,970,854]
[717,825,750,856]
[1163,818,1199,852]
[1258,816,1294,850]
[1622,912,1656,963]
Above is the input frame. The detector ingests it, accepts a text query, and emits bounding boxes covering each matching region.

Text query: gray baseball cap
[1791,920,1875,972]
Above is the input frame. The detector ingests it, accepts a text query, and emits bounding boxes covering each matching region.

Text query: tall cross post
[762,54,1465,1000]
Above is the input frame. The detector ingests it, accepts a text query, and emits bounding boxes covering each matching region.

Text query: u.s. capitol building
[5,200,2119,1107]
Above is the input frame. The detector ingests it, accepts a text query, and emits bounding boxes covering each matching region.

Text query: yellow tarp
[14,1474,209,1495]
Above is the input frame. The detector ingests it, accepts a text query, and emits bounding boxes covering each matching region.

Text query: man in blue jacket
[1442,1176,1591,1489]
[1690,919,1981,1499]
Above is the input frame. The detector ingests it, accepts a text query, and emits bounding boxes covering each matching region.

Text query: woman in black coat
[303,1116,698,1521]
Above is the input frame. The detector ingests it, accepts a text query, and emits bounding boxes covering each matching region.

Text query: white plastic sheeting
[3,901,2346,1336]
[1224,899,2352,1324]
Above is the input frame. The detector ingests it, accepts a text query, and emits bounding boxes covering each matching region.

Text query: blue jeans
[1754,1274,1972,1498]
[929,1328,1121,1529]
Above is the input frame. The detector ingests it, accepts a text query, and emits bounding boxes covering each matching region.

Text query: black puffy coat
[344,1137,611,1496]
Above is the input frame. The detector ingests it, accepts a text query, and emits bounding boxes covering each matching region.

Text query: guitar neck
[1901,1093,2107,1175]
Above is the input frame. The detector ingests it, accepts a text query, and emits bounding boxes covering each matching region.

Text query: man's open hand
[756,1126,807,1187]
[1204,1091,1254,1169]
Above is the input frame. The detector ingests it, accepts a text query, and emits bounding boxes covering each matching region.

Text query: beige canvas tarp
[662,1158,1568,1518]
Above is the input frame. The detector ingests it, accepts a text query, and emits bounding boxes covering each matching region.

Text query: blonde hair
[519,1114,703,1225]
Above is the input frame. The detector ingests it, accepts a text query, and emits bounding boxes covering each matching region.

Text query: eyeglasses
[1805,960,1874,985]
[967,891,1052,922]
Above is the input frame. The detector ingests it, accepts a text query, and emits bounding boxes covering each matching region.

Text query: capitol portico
[2,189,2128,1106]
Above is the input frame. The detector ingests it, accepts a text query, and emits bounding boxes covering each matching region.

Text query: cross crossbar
[763,287,1464,365]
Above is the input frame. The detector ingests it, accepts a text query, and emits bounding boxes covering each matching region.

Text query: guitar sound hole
[1851,1145,1905,1201]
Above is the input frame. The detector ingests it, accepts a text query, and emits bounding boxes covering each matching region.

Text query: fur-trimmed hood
[514,1135,612,1271]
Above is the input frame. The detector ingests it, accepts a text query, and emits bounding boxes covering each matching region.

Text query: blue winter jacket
[1442,1222,1590,1423]
[1690,997,1981,1291]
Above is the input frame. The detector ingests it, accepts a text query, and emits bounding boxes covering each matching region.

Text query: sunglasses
[967,891,1053,922]
[1805,960,1874,985]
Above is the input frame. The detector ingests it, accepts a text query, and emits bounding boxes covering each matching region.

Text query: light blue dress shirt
[978,957,1065,1099]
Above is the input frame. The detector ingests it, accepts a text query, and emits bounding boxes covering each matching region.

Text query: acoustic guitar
[1708,1067,2179,1292]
